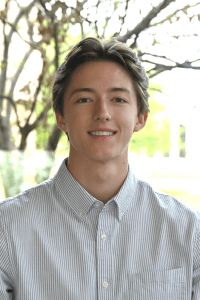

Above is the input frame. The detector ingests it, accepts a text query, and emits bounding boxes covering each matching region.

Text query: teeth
[89,131,115,136]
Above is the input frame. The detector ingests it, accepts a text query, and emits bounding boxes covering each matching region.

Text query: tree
[0,0,200,152]
[130,85,171,157]
[0,0,46,150]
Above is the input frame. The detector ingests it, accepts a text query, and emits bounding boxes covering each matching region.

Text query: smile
[88,131,116,136]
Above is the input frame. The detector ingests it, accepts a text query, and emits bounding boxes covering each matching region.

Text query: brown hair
[52,37,150,140]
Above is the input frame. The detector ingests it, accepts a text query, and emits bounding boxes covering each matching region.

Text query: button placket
[97,206,114,299]
[101,233,107,240]
[103,280,109,288]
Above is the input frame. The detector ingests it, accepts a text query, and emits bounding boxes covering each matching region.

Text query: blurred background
[0,0,200,208]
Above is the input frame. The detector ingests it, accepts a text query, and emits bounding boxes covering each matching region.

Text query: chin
[88,149,126,162]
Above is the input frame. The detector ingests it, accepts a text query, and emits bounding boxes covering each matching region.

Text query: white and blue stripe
[0,157,200,299]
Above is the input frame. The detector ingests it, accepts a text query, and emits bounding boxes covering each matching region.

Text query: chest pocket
[128,268,186,300]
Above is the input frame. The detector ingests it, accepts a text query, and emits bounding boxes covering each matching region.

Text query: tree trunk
[0,116,12,150]
[45,20,62,151]
[0,23,12,150]
[0,0,38,150]
[45,124,62,151]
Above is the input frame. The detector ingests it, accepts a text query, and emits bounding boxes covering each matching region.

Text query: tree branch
[0,95,20,128]
[139,52,177,64]
[94,0,101,38]
[23,102,51,133]
[117,0,176,43]
[19,102,51,150]
[38,0,53,19]
[0,16,41,49]
[150,2,200,27]
[118,0,130,34]
[38,0,92,25]
[145,59,200,79]
[7,0,39,42]
[9,48,33,98]
[25,59,46,125]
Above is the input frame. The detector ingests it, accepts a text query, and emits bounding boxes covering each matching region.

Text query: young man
[0,37,200,299]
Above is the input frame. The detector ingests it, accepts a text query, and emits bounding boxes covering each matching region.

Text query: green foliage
[59,33,82,63]
[0,62,6,68]
[103,22,108,30]
[179,125,186,157]
[34,96,54,150]
[49,64,55,74]
[20,60,25,67]
[0,151,24,198]
[35,107,55,150]
[55,132,70,157]
[41,84,50,99]
[0,151,57,198]
[160,190,200,211]
[114,1,123,10]
[35,151,55,184]
[129,88,171,157]
[43,39,55,60]
[35,125,49,149]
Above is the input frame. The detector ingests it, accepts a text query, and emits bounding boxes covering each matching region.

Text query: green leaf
[129,91,171,157]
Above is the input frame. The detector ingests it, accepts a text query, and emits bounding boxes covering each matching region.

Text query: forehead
[68,60,133,89]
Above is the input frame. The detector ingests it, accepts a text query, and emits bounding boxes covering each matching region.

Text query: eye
[77,98,90,103]
[113,98,127,103]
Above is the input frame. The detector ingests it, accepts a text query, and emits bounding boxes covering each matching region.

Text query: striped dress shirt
[0,157,200,299]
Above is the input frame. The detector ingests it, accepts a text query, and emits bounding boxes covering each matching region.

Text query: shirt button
[101,234,107,240]
[103,281,109,288]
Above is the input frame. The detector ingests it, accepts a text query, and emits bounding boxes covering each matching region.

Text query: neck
[66,150,129,203]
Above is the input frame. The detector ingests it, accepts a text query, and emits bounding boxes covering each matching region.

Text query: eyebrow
[70,88,95,97]
[70,87,131,96]
[108,87,131,94]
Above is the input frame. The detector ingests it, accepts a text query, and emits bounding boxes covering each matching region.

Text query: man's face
[56,60,147,163]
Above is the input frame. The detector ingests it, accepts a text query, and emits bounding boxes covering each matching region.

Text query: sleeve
[192,215,200,300]
[0,216,15,299]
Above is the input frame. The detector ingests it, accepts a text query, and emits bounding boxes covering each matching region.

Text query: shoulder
[135,178,200,224]
[0,177,55,225]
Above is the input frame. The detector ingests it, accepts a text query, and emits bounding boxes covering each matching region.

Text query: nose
[92,99,111,121]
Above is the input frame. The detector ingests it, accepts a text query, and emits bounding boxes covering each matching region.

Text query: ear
[55,112,67,133]
[134,112,148,132]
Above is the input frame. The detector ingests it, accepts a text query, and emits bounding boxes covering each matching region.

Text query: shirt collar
[54,157,137,222]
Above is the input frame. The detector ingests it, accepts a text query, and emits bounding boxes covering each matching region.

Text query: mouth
[88,131,117,140]
[88,131,117,136]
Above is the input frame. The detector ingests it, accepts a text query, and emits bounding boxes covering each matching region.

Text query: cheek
[122,112,135,131]
[67,114,87,137]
